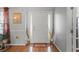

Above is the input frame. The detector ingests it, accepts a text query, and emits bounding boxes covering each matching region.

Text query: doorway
[28,11,51,43]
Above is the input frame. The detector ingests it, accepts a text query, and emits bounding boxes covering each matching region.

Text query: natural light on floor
[47,46,52,52]
[29,46,33,52]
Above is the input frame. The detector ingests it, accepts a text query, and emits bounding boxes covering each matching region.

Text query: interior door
[74,17,79,52]
[30,11,48,43]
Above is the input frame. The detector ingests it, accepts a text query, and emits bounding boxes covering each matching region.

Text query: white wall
[54,7,67,51]
[54,7,73,52]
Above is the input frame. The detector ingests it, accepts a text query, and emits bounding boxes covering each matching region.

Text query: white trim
[48,13,51,31]
[10,30,25,31]
[30,13,33,40]
[72,8,77,52]
[25,12,26,34]
[5,44,26,46]
[53,42,62,52]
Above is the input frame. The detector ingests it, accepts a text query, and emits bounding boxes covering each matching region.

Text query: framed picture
[13,13,22,24]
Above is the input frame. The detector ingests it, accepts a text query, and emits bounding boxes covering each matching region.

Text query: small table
[0,40,3,49]
[0,39,8,50]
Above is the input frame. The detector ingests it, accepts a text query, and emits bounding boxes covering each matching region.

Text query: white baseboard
[5,44,26,46]
[53,42,62,52]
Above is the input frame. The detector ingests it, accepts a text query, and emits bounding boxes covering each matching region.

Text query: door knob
[70,30,73,34]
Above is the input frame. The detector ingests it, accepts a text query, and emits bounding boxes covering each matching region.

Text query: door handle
[70,30,73,34]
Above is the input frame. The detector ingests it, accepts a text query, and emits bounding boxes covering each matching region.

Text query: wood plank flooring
[5,43,59,52]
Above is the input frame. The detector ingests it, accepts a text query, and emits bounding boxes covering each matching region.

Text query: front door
[29,11,48,43]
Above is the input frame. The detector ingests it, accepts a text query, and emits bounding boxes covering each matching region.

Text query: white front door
[29,11,48,43]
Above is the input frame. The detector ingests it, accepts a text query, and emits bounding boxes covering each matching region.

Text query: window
[0,12,4,34]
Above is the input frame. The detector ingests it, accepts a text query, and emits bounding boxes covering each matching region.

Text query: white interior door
[72,8,78,52]
[30,11,48,43]
[74,17,79,51]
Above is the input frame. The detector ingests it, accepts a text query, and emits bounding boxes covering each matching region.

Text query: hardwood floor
[5,43,59,52]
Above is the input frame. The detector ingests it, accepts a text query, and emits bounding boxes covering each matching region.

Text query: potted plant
[49,31,53,44]
[3,33,9,40]
[3,32,9,45]
[0,34,3,41]
[26,29,30,44]
[0,33,9,50]
[0,34,3,49]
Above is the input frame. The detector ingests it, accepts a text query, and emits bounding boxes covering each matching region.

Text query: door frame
[72,8,77,52]
[28,11,53,43]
